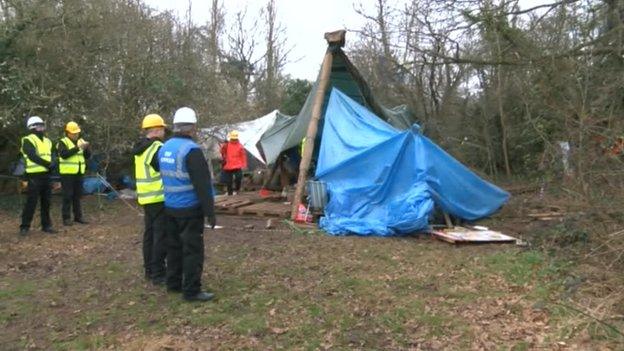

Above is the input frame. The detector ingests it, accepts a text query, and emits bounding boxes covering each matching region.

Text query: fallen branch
[552,301,624,339]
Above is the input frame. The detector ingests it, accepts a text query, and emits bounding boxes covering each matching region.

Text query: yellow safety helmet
[65,121,81,134]
[228,130,239,140]
[142,114,166,129]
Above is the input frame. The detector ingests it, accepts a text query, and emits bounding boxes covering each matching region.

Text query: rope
[94,173,142,215]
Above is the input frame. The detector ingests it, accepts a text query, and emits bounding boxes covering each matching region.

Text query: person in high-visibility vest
[132,114,167,285]
[159,107,216,302]
[57,121,90,226]
[19,116,57,236]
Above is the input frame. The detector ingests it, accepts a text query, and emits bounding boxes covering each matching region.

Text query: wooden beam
[261,154,282,189]
[443,212,453,228]
[291,49,334,220]
[324,30,346,47]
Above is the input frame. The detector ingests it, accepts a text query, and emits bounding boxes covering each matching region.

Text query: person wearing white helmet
[19,116,57,235]
[158,107,216,302]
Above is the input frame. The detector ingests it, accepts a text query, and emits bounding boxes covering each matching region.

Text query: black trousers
[142,202,167,280]
[60,175,83,221]
[165,215,205,297]
[20,174,52,230]
[224,169,242,195]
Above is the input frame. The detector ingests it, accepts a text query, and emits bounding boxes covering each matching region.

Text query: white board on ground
[431,226,517,244]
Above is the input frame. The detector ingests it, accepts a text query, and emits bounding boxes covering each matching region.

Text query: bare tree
[223,7,262,104]
[255,0,290,113]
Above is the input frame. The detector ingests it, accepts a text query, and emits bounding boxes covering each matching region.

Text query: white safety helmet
[26,116,44,129]
[173,107,197,124]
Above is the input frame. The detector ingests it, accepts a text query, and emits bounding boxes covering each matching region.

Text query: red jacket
[221,140,247,171]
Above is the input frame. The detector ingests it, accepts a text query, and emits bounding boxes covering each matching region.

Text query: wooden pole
[261,154,281,189]
[443,212,453,228]
[290,49,334,220]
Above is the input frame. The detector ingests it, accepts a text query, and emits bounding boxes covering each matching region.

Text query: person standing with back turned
[221,130,247,195]
[57,121,90,226]
[159,107,216,302]
[19,116,57,235]
[133,114,167,285]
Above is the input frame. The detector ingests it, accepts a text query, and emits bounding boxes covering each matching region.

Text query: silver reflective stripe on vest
[164,184,194,193]
[137,142,161,182]
[137,190,165,198]
[160,169,190,179]
[135,175,162,183]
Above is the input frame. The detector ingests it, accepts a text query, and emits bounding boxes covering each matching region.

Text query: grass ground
[0,193,622,350]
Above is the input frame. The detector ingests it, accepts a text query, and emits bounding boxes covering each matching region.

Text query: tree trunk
[495,34,512,177]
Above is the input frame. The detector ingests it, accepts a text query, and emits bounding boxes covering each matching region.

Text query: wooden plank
[431,227,517,244]
[214,195,256,215]
[431,232,458,244]
[239,202,290,218]
[215,197,251,207]
[216,200,252,210]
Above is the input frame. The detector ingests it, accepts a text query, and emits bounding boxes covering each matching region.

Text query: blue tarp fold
[316,89,510,236]
[83,176,107,194]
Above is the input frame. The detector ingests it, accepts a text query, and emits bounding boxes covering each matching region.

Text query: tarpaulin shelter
[316,89,510,235]
[200,110,290,165]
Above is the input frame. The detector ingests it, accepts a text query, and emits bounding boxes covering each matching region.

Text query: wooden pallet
[214,197,254,214]
[237,202,291,218]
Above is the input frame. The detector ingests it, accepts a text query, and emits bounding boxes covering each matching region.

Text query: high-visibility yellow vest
[300,137,306,156]
[21,134,52,174]
[134,140,164,205]
[58,137,86,175]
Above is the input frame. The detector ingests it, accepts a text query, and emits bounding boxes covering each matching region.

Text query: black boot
[74,219,89,224]
[151,276,166,286]
[63,219,73,226]
[183,291,215,302]
[19,228,29,236]
[42,227,58,234]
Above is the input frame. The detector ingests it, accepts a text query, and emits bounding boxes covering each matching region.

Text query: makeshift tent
[200,110,290,164]
[257,32,416,167]
[252,30,419,219]
[316,89,510,236]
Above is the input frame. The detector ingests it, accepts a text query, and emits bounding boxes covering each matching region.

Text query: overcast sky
[146,0,542,81]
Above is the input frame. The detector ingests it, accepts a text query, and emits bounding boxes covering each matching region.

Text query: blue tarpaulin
[83,176,107,194]
[316,89,510,236]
